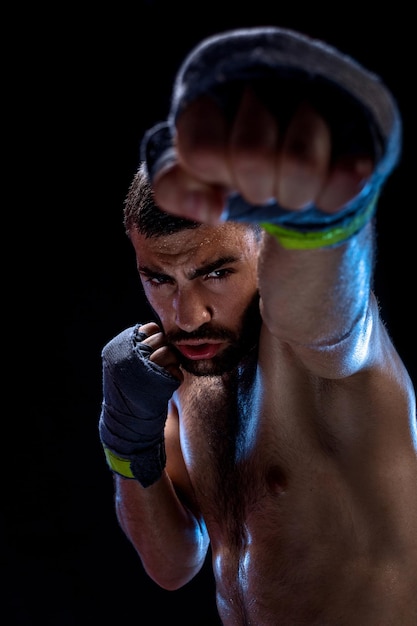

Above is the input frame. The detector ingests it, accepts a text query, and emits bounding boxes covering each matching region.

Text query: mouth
[175,341,225,360]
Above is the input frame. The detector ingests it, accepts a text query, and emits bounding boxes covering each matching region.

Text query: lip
[175,341,225,360]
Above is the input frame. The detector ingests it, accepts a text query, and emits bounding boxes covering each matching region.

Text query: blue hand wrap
[141,27,402,248]
[99,324,180,487]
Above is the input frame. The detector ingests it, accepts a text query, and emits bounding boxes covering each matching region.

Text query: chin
[181,360,228,377]
[180,346,252,377]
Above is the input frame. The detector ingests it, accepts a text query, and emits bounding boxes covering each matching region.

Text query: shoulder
[258,293,414,417]
[258,293,401,380]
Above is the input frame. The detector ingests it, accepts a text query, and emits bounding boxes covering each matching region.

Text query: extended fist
[142,28,400,229]
[153,93,373,222]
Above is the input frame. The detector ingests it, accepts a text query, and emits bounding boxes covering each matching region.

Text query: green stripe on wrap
[261,196,377,249]
[103,446,135,479]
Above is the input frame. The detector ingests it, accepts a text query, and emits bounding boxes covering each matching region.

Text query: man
[99,27,417,624]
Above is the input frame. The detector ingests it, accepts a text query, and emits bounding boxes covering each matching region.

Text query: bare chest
[176,366,294,529]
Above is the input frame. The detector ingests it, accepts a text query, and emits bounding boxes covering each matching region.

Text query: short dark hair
[124,161,263,243]
[123,162,200,238]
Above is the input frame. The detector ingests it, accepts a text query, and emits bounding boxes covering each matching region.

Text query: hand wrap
[141,27,402,248]
[99,324,180,488]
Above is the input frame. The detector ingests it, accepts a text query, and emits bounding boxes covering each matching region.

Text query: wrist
[102,441,166,488]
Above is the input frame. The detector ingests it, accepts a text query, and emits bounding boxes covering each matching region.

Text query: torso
[172,330,417,625]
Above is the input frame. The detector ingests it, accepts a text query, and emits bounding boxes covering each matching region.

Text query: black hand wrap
[141,27,402,247]
[99,324,180,488]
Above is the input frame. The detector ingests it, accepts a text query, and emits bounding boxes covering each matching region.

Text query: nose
[174,285,212,332]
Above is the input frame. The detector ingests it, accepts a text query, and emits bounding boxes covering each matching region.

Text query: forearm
[259,222,375,376]
[114,472,209,590]
[99,325,209,589]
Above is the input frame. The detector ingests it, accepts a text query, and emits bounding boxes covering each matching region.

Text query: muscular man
[99,28,417,624]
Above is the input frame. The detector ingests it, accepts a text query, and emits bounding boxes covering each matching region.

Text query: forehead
[131,222,259,267]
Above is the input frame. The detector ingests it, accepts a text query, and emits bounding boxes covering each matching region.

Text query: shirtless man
[99,28,417,624]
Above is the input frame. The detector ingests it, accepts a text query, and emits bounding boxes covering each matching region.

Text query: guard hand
[98,323,181,487]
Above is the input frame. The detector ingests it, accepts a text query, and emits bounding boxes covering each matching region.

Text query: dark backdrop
[7,2,415,624]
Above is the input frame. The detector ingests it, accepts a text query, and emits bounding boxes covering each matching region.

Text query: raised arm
[142,27,401,377]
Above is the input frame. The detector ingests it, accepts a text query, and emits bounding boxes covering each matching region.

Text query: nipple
[266,465,288,495]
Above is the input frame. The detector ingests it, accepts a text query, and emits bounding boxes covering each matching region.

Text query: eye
[140,272,173,288]
[206,268,233,280]
[147,277,166,287]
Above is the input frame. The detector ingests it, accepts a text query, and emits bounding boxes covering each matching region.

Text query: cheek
[216,282,257,319]
[141,288,172,324]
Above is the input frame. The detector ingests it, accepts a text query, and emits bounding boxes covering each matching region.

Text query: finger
[149,345,184,382]
[276,102,331,210]
[138,322,161,337]
[153,162,228,223]
[138,325,184,380]
[316,155,374,213]
[175,94,233,187]
[141,331,166,352]
[229,87,278,205]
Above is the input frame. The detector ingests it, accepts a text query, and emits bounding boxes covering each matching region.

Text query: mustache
[165,324,236,344]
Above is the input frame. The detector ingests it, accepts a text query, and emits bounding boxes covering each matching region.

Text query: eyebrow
[138,255,240,281]
[189,255,239,279]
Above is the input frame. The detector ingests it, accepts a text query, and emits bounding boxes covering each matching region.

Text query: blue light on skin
[411,411,417,452]
[341,256,373,372]
[212,532,254,616]
[238,543,252,587]
[407,386,417,451]
[235,366,263,462]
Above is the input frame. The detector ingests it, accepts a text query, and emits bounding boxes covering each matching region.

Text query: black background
[7,2,415,624]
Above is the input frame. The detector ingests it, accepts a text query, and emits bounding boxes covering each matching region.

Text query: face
[130,222,261,375]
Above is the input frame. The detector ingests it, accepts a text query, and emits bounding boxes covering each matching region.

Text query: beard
[164,292,261,376]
